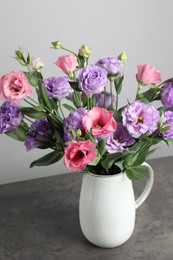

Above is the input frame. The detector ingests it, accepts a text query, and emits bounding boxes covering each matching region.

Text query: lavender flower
[76,65,108,97]
[106,123,135,153]
[122,100,160,138]
[44,76,73,99]
[96,57,124,76]
[25,119,53,151]
[161,110,173,139]
[161,81,173,107]
[64,108,88,141]
[0,101,23,134]
[95,91,116,109]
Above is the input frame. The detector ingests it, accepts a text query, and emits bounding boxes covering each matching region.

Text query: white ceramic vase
[79,162,154,248]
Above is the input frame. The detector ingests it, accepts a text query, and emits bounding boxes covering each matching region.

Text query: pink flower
[136,64,161,85]
[54,54,78,74]
[64,140,97,171]
[82,107,117,137]
[0,71,32,103]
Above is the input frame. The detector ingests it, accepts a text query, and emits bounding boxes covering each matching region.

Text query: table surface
[0,156,173,260]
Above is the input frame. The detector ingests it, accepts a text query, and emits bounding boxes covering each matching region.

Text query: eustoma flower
[96,57,124,76]
[44,76,73,99]
[0,71,32,103]
[25,119,53,151]
[55,54,78,74]
[122,100,160,138]
[136,64,161,85]
[0,101,23,134]
[64,140,97,171]
[160,81,173,107]
[76,65,108,97]
[106,123,135,153]
[82,107,117,137]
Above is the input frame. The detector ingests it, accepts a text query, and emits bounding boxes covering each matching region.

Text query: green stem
[58,100,65,119]
[24,116,34,124]
[104,86,106,108]
[132,143,151,160]
[116,94,119,111]
[61,47,77,57]
[87,98,92,110]
[110,79,113,108]
[135,83,142,100]
[27,96,39,105]
[24,98,35,107]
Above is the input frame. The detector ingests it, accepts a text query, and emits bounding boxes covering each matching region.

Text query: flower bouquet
[0,41,173,180]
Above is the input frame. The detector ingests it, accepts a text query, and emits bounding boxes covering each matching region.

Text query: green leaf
[101,152,123,170]
[160,125,170,134]
[69,82,81,92]
[37,79,52,111]
[158,107,166,128]
[137,88,160,102]
[126,165,150,180]
[20,107,46,119]
[97,138,106,156]
[113,110,122,122]
[114,75,124,94]
[49,99,58,110]
[25,71,43,87]
[77,55,85,68]
[123,140,150,167]
[48,115,63,132]
[114,160,124,172]
[162,138,173,146]
[84,131,97,145]
[88,154,101,166]
[5,125,26,142]
[63,103,75,112]
[131,147,150,166]
[30,150,64,168]
[81,92,88,108]
[72,91,81,108]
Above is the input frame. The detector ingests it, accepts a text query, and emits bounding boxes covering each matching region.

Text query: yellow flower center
[137,115,143,124]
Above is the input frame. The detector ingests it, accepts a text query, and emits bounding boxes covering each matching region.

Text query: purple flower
[161,81,173,107]
[76,65,108,97]
[64,108,88,141]
[96,57,124,76]
[43,76,73,99]
[25,119,53,151]
[106,123,135,153]
[95,91,116,109]
[122,100,160,138]
[0,101,23,134]
[161,110,173,139]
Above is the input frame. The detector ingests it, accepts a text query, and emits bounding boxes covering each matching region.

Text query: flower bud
[69,128,75,139]
[79,45,92,58]
[77,129,82,137]
[51,41,62,49]
[30,57,44,72]
[118,51,128,63]
[15,48,31,66]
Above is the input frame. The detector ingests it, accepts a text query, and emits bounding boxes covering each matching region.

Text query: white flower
[30,57,44,72]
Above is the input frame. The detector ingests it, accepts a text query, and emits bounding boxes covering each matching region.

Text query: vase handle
[135,162,154,209]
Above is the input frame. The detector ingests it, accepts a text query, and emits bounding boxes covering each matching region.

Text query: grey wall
[0,0,173,184]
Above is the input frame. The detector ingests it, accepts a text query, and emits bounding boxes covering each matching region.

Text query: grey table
[0,156,173,260]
